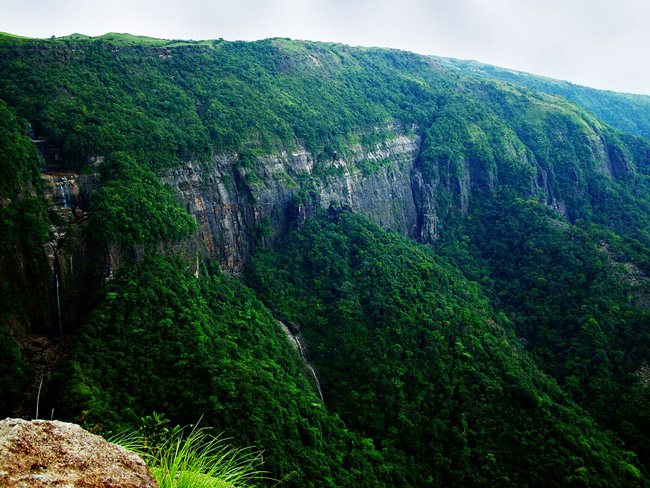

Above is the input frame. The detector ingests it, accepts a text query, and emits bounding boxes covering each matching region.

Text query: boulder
[0,418,157,488]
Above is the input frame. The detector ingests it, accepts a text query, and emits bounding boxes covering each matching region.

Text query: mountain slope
[48,255,394,487]
[247,210,647,487]
[432,55,650,140]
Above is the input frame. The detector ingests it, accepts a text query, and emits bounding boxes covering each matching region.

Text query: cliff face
[43,120,640,277]
[160,134,421,270]
[156,123,640,270]
[40,171,97,334]
[1,34,644,276]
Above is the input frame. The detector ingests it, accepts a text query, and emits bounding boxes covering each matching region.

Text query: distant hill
[431,55,650,140]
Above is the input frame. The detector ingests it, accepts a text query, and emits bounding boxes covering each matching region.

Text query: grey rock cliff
[160,134,422,270]
[45,126,638,274]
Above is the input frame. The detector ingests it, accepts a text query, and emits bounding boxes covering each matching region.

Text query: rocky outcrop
[0,418,156,488]
[41,171,98,221]
[412,171,442,242]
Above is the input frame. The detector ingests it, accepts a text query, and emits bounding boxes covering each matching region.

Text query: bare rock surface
[0,418,157,488]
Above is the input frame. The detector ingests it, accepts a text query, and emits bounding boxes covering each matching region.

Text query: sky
[1,0,649,95]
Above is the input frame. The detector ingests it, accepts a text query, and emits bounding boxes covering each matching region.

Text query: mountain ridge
[431,55,650,138]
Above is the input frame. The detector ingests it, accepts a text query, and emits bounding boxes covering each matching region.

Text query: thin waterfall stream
[58,183,71,208]
[277,320,325,404]
[54,251,63,339]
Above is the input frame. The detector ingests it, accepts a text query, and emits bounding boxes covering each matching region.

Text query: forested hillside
[247,210,648,486]
[1,32,650,486]
[432,55,650,140]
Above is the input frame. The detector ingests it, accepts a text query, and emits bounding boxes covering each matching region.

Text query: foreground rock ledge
[0,418,157,488]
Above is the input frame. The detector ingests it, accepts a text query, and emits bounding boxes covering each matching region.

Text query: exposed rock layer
[160,135,421,270]
[47,126,639,273]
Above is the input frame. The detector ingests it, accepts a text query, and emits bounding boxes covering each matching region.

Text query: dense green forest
[0,100,50,413]
[436,193,650,468]
[0,32,449,167]
[247,210,647,486]
[1,32,650,486]
[48,255,394,487]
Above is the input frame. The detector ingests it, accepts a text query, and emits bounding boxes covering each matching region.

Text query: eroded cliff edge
[47,121,640,276]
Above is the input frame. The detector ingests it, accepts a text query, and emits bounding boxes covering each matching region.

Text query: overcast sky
[2,0,649,95]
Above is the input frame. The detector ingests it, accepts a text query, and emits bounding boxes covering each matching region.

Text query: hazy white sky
[1,0,649,95]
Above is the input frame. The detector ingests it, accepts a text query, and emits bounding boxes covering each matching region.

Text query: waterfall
[54,253,63,339]
[58,184,70,208]
[28,124,47,167]
[35,141,47,163]
[296,337,325,404]
[310,366,325,404]
[60,185,67,208]
[278,320,325,404]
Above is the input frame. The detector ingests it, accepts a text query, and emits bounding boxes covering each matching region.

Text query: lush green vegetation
[133,419,264,488]
[433,56,650,140]
[109,413,263,488]
[44,207,650,486]
[435,193,650,469]
[247,210,647,487]
[0,99,50,273]
[0,100,48,413]
[415,76,650,246]
[45,255,394,487]
[0,33,457,168]
[89,152,197,246]
[0,325,32,413]
[143,429,261,488]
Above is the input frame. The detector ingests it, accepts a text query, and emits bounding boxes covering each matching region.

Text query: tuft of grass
[113,425,264,488]
[148,427,263,488]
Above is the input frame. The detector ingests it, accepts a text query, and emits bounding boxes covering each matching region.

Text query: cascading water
[58,184,71,208]
[29,123,48,167]
[60,185,67,208]
[278,320,325,404]
[296,336,325,404]
[54,252,63,339]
